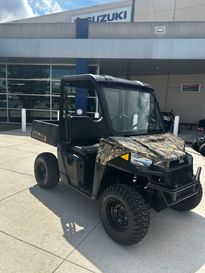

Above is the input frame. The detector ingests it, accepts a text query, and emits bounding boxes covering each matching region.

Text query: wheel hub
[108,201,129,231]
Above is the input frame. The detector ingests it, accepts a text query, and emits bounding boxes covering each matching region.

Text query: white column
[21,108,26,133]
[173,116,180,136]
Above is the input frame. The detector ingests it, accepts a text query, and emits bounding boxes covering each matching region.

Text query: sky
[0,0,121,23]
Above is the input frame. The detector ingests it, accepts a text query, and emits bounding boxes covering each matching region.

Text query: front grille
[171,167,193,187]
[151,163,193,188]
[174,174,192,187]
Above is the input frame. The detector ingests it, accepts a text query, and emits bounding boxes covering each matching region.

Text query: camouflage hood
[96,133,186,168]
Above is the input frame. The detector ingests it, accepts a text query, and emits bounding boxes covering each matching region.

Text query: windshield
[102,85,164,135]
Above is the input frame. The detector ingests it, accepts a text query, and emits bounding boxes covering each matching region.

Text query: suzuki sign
[71,7,132,23]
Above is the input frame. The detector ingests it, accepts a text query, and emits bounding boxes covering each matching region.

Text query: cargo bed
[31,120,59,147]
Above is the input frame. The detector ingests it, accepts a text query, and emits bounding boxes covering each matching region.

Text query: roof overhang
[1,38,205,60]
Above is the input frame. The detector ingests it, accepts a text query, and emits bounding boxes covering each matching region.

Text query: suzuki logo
[87,11,128,23]
[71,7,132,23]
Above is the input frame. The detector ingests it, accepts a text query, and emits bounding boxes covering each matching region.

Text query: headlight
[120,153,152,167]
[130,153,152,167]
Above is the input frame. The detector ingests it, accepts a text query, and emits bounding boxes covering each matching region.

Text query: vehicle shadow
[29,182,99,246]
[30,182,205,273]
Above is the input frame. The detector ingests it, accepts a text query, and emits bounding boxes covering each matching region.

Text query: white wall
[135,74,205,123]
[134,0,205,22]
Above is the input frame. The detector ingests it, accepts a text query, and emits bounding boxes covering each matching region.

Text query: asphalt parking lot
[0,129,205,273]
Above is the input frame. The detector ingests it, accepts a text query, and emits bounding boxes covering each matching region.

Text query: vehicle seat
[71,143,99,157]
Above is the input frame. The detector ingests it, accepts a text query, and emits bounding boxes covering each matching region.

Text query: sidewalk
[0,129,205,273]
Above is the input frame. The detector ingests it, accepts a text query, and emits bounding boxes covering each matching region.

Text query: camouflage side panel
[96,139,130,165]
[96,133,186,168]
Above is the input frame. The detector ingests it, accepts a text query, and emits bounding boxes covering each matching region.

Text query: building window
[51,66,76,114]
[0,63,99,123]
[0,109,7,121]
[8,65,50,79]
[0,64,7,122]
[8,95,50,109]
[52,81,61,95]
[8,109,51,123]
[8,80,50,95]
[0,80,6,93]
[52,96,60,110]
[0,95,7,108]
[0,64,6,78]
[181,83,201,92]
[52,66,75,80]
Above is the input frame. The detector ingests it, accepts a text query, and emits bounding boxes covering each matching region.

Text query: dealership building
[1,0,205,124]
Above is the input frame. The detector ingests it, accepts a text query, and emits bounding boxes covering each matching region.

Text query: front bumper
[147,167,201,207]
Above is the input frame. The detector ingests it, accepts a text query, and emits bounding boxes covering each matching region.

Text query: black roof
[62,74,153,89]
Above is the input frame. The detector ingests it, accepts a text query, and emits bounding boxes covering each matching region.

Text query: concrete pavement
[0,129,205,273]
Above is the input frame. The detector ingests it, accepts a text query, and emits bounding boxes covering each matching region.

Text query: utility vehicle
[31,74,203,245]
[161,109,175,132]
[192,119,205,156]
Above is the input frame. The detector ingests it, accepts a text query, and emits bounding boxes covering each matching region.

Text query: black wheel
[99,184,150,245]
[171,183,203,212]
[192,140,199,152]
[34,152,59,189]
[199,144,205,156]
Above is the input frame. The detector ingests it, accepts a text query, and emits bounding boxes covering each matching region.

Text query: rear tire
[34,152,59,189]
[99,184,150,245]
[171,183,203,212]
[199,144,205,156]
[192,140,199,152]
